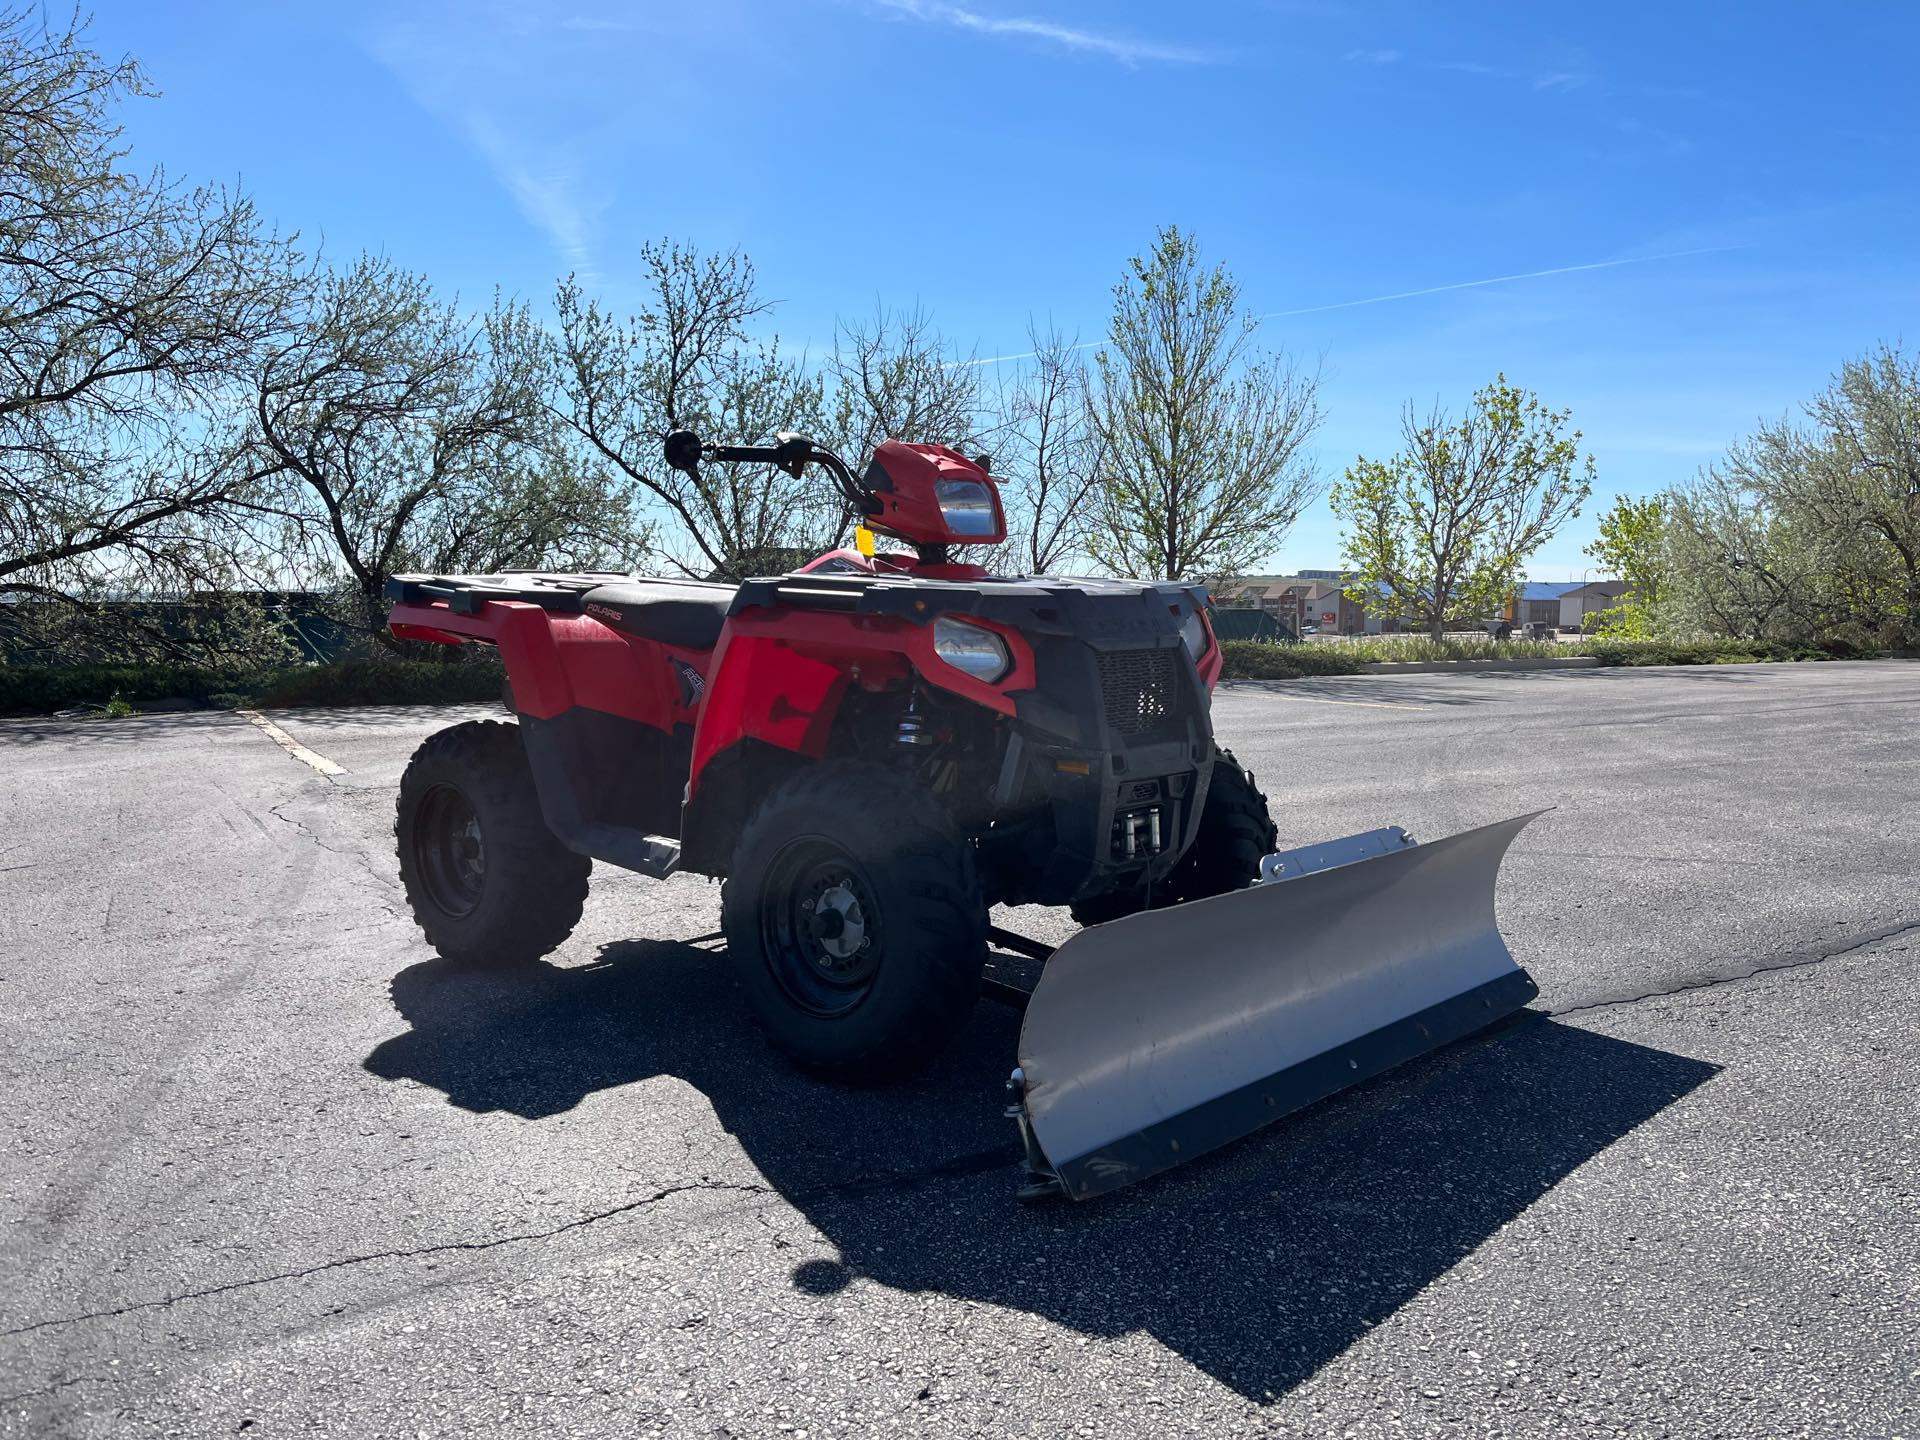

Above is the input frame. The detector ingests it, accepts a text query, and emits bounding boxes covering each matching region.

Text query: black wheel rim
[415,783,486,918]
[759,838,884,1018]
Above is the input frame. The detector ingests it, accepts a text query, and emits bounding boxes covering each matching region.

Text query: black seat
[580,579,737,649]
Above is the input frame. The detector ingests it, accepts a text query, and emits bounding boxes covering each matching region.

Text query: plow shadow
[367,938,1717,1402]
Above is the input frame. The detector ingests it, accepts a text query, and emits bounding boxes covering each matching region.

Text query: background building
[1520,581,1582,628]
[1560,580,1633,628]
[1211,575,1375,634]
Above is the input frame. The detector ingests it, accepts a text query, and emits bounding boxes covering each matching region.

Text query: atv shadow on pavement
[367,939,1719,1403]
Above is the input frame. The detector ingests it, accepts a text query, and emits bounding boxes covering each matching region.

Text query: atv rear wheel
[396,720,590,966]
[722,762,986,1082]
[1069,747,1277,926]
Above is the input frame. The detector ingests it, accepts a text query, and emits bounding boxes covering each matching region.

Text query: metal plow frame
[1010,812,1546,1201]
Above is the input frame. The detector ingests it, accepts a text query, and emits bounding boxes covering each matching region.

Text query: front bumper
[982,633,1215,907]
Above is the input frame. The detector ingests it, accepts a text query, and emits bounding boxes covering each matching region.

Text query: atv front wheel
[395,720,590,966]
[722,762,986,1082]
[1069,747,1277,926]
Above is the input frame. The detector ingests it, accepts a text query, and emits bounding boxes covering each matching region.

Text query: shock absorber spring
[895,688,934,748]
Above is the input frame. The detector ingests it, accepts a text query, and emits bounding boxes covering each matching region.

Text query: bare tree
[992,325,1104,574]
[551,243,836,579]
[1331,377,1593,640]
[827,303,985,472]
[1087,226,1322,581]
[257,257,636,641]
[0,7,305,652]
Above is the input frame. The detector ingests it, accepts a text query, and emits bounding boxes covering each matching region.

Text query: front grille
[1096,647,1182,737]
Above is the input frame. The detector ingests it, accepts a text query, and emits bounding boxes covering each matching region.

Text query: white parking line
[239,710,347,778]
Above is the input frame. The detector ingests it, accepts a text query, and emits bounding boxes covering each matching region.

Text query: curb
[1358,656,1602,675]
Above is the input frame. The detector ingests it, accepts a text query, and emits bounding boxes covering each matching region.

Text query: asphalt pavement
[2,661,1916,1438]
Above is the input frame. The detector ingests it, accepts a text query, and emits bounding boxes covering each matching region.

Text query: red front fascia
[865,440,1008,548]
[685,607,1037,803]
[1194,613,1223,692]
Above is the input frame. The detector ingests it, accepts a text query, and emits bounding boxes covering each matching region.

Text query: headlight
[934,478,999,537]
[932,616,1011,682]
[1179,610,1210,661]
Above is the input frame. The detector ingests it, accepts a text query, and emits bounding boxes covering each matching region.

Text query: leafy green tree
[1661,471,1824,643]
[1761,344,1919,648]
[1665,345,1919,649]
[1331,377,1593,640]
[1582,494,1667,636]
[1088,226,1322,580]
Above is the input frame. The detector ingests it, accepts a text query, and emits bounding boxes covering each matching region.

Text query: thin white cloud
[1351,52,1595,91]
[1614,116,1695,157]
[361,16,609,279]
[1438,58,1593,90]
[462,115,602,280]
[952,246,1745,368]
[870,0,1217,66]
[1254,246,1742,319]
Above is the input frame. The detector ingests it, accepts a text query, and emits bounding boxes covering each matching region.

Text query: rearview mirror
[663,429,703,474]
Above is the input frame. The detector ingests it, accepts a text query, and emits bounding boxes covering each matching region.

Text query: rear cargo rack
[386,573,627,616]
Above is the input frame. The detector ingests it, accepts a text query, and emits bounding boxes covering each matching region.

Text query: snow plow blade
[1009,812,1545,1201]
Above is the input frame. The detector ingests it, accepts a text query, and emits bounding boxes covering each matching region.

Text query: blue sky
[88,1,1916,577]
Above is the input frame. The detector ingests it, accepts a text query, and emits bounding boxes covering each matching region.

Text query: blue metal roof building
[1519,582,1583,602]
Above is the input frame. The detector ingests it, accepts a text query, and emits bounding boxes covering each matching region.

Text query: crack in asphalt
[265,795,408,923]
[267,797,386,876]
[1,1179,770,1341]
[0,1372,114,1409]
[4,1138,1026,1348]
[1550,919,1920,1018]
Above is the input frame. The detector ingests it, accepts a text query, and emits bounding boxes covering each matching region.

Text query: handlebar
[664,428,874,516]
[708,442,784,465]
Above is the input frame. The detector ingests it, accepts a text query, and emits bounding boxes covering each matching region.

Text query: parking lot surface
[3,661,1917,1437]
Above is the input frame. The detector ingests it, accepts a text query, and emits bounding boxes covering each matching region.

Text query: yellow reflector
[855,525,876,557]
[1054,759,1092,775]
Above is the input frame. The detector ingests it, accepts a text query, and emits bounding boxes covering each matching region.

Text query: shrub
[1218,640,1367,680]
[246,658,505,708]
[1583,638,1861,667]
[0,655,505,716]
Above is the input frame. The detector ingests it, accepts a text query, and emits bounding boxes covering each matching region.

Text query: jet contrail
[1253,244,1742,320]
[951,244,1742,369]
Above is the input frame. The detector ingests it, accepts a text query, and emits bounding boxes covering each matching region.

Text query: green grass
[1310,633,1570,663]
[1218,632,1876,680]
[0,656,506,716]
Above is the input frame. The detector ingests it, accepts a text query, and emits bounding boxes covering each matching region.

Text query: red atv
[386,429,1276,1082]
